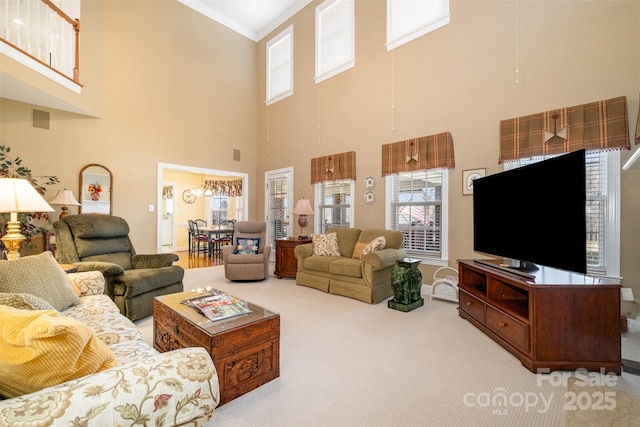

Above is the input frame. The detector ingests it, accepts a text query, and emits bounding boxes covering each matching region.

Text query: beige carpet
[135,266,640,427]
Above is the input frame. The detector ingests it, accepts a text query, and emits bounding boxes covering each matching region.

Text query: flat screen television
[473,149,587,274]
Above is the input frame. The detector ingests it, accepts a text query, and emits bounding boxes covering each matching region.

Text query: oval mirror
[79,164,112,214]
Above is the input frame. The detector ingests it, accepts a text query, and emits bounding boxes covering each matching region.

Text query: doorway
[265,167,293,261]
[156,163,249,254]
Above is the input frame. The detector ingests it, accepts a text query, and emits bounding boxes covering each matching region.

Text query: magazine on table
[181,291,251,322]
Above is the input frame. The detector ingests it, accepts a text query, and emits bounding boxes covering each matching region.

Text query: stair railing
[0,0,80,84]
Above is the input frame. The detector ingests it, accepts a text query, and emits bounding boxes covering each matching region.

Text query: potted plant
[0,145,59,249]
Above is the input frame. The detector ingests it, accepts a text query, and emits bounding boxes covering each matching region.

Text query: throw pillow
[236,237,260,255]
[361,236,386,258]
[0,252,81,311]
[0,293,56,311]
[351,242,368,260]
[0,305,119,398]
[312,233,341,257]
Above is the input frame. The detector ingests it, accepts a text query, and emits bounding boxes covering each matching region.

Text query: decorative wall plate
[364,191,375,204]
[363,176,375,189]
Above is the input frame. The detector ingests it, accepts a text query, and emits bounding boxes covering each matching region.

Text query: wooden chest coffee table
[153,291,280,405]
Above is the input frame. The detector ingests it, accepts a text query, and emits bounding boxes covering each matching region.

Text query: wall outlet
[148,204,155,213]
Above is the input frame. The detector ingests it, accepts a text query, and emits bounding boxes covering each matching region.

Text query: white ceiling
[177,0,312,42]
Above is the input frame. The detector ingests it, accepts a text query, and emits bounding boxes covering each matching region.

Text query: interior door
[265,168,293,262]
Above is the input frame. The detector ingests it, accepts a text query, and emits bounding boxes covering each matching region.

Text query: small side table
[274,238,312,279]
[388,258,424,312]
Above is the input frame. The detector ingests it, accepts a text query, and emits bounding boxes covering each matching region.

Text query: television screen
[473,149,587,274]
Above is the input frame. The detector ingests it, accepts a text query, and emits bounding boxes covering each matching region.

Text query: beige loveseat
[295,228,406,303]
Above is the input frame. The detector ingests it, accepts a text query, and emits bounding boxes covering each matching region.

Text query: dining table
[197,225,234,257]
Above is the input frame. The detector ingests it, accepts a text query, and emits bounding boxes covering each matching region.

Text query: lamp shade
[293,198,314,215]
[0,178,54,213]
[49,189,81,206]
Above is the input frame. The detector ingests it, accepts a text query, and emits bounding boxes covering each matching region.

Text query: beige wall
[254,1,640,312]
[1,0,258,253]
[1,0,640,315]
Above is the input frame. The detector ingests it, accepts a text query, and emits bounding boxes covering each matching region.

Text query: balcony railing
[0,0,80,84]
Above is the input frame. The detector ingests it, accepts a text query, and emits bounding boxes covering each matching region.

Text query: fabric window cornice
[203,179,242,197]
[382,131,455,177]
[499,96,630,163]
[311,151,356,184]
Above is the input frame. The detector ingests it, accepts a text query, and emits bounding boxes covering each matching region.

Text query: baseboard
[622,358,640,376]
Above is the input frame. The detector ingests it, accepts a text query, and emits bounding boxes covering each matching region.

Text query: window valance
[203,179,243,197]
[381,131,455,177]
[499,96,630,163]
[311,151,356,184]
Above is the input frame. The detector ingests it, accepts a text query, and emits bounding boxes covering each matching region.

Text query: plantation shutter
[387,0,450,51]
[266,26,293,105]
[499,96,630,163]
[315,0,354,83]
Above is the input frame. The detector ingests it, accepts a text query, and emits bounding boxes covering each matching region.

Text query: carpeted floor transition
[135,266,640,427]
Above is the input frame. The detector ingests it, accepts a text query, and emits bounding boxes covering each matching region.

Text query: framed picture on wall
[462,168,486,195]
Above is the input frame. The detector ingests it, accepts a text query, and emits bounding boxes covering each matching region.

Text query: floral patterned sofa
[0,266,219,427]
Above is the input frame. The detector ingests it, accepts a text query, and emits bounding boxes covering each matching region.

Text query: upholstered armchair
[221,221,271,281]
[54,214,184,321]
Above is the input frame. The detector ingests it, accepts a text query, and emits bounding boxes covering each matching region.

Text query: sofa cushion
[74,236,132,259]
[329,258,363,278]
[351,242,367,259]
[236,237,260,254]
[326,227,362,258]
[112,266,184,298]
[0,293,56,310]
[0,305,119,398]
[359,229,403,250]
[64,214,130,238]
[0,252,81,311]
[362,236,386,257]
[303,256,335,273]
[312,233,341,257]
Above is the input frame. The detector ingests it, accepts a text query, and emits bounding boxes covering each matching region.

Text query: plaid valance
[311,151,356,184]
[499,96,630,163]
[381,131,455,177]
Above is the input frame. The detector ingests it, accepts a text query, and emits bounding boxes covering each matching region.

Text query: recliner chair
[54,214,184,321]
[221,221,271,281]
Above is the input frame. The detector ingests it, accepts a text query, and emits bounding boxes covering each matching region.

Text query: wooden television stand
[457,259,622,374]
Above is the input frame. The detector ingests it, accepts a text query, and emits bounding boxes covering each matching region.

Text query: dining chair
[211,220,235,257]
[189,220,209,257]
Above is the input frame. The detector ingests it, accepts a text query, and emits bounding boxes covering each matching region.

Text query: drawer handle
[466,302,472,306]
[498,322,507,328]
[172,322,179,334]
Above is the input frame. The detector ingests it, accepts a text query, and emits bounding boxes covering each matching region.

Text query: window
[210,196,229,226]
[387,0,450,51]
[315,0,354,83]
[505,151,620,278]
[386,169,449,263]
[314,179,354,233]
[266,25,293,105]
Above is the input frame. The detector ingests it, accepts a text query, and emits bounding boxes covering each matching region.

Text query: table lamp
[0,178,54,260]
[49,188,80,219]
[293,198,314,239]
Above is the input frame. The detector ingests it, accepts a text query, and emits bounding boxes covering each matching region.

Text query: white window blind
[314,179,354,233]
[387,0,450,51]
[505,151,620,277]
[387,169,448,260]
[315,0,354,83]
[266,25,293,106]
